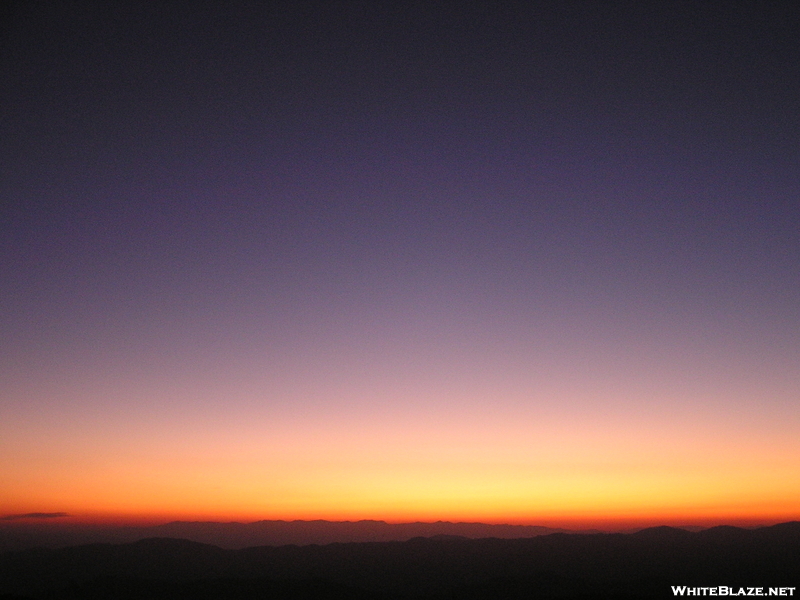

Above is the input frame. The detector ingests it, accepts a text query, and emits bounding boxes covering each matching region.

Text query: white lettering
[673,586,794,597]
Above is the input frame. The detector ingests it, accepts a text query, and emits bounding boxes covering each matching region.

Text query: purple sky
[1,3,798,524]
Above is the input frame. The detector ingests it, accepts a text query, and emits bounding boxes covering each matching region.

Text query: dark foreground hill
[1,522,798,599]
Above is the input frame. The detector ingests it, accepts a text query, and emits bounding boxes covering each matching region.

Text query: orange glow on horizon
[3,375,799,535]
[6,417,798,529]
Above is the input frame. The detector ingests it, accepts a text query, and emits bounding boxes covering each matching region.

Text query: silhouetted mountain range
[1,522,798,599]
[0,520,576,552]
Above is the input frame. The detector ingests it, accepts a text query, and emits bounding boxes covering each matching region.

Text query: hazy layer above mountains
[0,519,582,551]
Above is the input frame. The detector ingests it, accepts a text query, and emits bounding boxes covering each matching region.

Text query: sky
[1,2,799,529]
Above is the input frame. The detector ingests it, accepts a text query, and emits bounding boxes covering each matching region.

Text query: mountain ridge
[0,519,583,552]
[1,522,798,599]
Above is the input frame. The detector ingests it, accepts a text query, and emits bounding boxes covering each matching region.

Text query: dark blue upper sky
[4,2,797,318]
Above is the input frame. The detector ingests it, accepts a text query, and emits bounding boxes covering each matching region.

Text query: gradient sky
[1,2,799,529]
